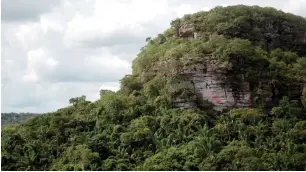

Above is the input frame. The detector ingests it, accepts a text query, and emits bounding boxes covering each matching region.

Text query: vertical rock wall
[180,59,252,111]
[164,22,303,111]
[192,73,252,111]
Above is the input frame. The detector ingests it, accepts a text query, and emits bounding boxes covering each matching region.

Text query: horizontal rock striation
[156,57,252,111]
[181,58,252,111]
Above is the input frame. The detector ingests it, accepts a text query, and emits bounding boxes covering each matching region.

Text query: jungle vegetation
[1,113,41,126]
[1,5,306,171]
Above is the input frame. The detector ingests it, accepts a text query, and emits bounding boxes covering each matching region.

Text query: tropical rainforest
[2,5,306,171]
[1,113,41,126]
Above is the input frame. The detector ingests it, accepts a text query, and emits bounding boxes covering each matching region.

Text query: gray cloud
[78,32,145,48]
[42,59,131,83]
[1,81,104,113]
[1,0,61,22]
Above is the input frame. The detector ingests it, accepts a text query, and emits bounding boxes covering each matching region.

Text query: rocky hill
[131,5,306,111]
[2,5,306,171]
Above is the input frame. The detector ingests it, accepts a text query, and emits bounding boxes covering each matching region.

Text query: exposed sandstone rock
[157,56,303,111]
[191,73,252,111]
[156,57,252,111]
[178,23,197,40]
[180,58,252,111]
[173,97,197,109]
[169,20,306,110]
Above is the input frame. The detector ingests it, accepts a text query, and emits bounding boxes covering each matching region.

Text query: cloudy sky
[1,0,306,113]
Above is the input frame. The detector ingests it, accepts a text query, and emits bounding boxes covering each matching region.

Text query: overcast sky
[1,0,306,113]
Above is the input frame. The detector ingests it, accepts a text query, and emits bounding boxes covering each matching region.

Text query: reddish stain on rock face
[212,96,222,103]
[171,57,253,111]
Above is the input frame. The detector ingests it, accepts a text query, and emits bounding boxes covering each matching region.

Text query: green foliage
[119,75,142,94]
[51,144,101,171]
[2,5,306,171]
[1,113,41,126]
[69,95,90,106]
[271,96,303,119]
[302,85,306,107]
[229,108,265,124]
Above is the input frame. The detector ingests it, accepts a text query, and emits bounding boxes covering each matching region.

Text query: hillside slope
[1,113,41,126]
[2,5,306,171]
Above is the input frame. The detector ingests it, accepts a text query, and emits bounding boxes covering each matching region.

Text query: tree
[170,18,182,36]
[51,145,101,171]
[301,85,306,108]
[69,95,89,106]
[145,37,151,42]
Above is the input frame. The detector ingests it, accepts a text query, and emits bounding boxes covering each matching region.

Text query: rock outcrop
[178,23,198,40]
[156,57,253,111]
[180,58,252,111]
[156,53,303,111]
[190,72,252,111]
[168,20,305,111]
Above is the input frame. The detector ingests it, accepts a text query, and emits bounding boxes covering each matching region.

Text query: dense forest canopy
[2,5,306,171]
[1,113,41,126]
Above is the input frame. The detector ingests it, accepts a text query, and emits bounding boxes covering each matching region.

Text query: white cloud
[87,56,130,71]
[283,0,306,16]
[23,48,58,82]
[27,48,58,70]
[175,4,197,17]
[23,70,39,82]
[1,81,106,113]
[62,0,213,48]
[40,17,64,33]
[63,0,171,47]
[100,82,121,92]
[15,23,43,49]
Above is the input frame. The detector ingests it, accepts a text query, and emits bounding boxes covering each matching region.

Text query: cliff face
[169,24,253,110]
[181,59,252,111]
[170,21,304,111]
[132,5,306,111]
[171,57,303,111]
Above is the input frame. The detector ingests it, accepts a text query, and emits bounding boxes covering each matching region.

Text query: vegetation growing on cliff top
[2,5,306,171]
